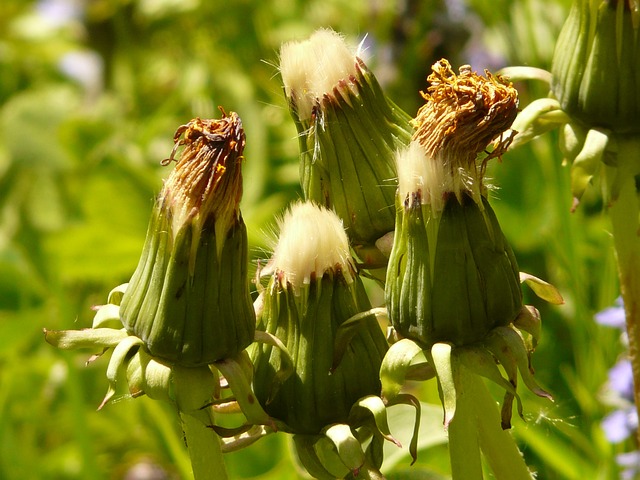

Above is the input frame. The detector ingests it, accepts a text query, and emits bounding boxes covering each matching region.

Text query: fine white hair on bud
[396,140,452,212]
[280,29,359,121]
[269,201,354,288]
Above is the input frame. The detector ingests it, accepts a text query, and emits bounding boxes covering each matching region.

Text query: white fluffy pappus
[268,201,355,288]
[396,140,452,212]
[279,29,359,122]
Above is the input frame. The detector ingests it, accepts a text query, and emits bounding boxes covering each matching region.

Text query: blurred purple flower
[609,359,635,401]
[36,0,84,27]
[59,51,103,95]
[618,451,640,480]
[596,298,640,475]
[595,296,626,329]
[602,406,638,443]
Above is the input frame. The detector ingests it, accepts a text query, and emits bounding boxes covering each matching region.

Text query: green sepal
[385,393,422,465]
[107,283,128,306]
[92,304,122,329]
[322,423,365,473]
[125,348,173,403]
[292,434,344,480]
[508,97,569,150]
[348,395,401,448]
[100,335,144,409]
[570,128,609,204]
[558,122,587,164]
[429,342,457,428]
[487,327,552,401]
[332,307,388,372]
[43,327,128,350]
[253,330,294,404]
[513,305,542,349]
[497,66,552,85]
[520,272,565,305]
[380,338,425,402]
[214,351,272,427]
[457,345,524,429]
[220,425,274,453]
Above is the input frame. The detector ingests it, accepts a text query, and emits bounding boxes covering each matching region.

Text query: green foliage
[0,0,625,478]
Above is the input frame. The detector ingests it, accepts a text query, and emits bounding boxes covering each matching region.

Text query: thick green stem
[173,366,228,480]
[449,366,533,480]
[180,409,228,480]
[448,366,483,480]
[470,373,533,480]
[607,146,640,444]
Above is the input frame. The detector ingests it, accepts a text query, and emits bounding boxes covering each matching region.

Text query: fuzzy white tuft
[280,29,358,121]
[396,141,452,212]
[269,201,354,288]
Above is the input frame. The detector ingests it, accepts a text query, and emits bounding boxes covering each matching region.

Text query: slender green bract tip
[119,110,255,367]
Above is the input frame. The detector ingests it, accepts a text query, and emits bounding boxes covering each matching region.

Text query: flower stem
[607,139,640,444]
[447,365,483,480]
[180,409,228,480]
[173,366,229,480]
[449,365,533,480]
[470,373,533,479]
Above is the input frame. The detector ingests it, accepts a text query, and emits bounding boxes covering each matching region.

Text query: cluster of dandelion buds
[45,29,564,479]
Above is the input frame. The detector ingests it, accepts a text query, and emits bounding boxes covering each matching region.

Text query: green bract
[387,192,522,348]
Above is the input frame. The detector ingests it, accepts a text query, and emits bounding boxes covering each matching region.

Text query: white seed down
[269,201,354,288]
[279,29,359,121]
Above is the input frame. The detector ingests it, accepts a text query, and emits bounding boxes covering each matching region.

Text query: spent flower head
[385,59,558,442]
[119,111,255,367]
[44,114,274,478]
[411,59,518,208]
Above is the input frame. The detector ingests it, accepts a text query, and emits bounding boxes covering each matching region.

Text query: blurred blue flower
[595,296,626,329]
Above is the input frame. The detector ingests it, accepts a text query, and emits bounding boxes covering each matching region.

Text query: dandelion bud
[551,0,640,134]
[280,29,412,249]
[119,112,255,367]
[252,202,388,434]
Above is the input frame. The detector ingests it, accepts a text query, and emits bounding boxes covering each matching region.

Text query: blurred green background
[0,0,629,478]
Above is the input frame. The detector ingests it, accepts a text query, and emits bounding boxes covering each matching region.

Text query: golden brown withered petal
[162,111,245,239]
[413,59,518,186]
